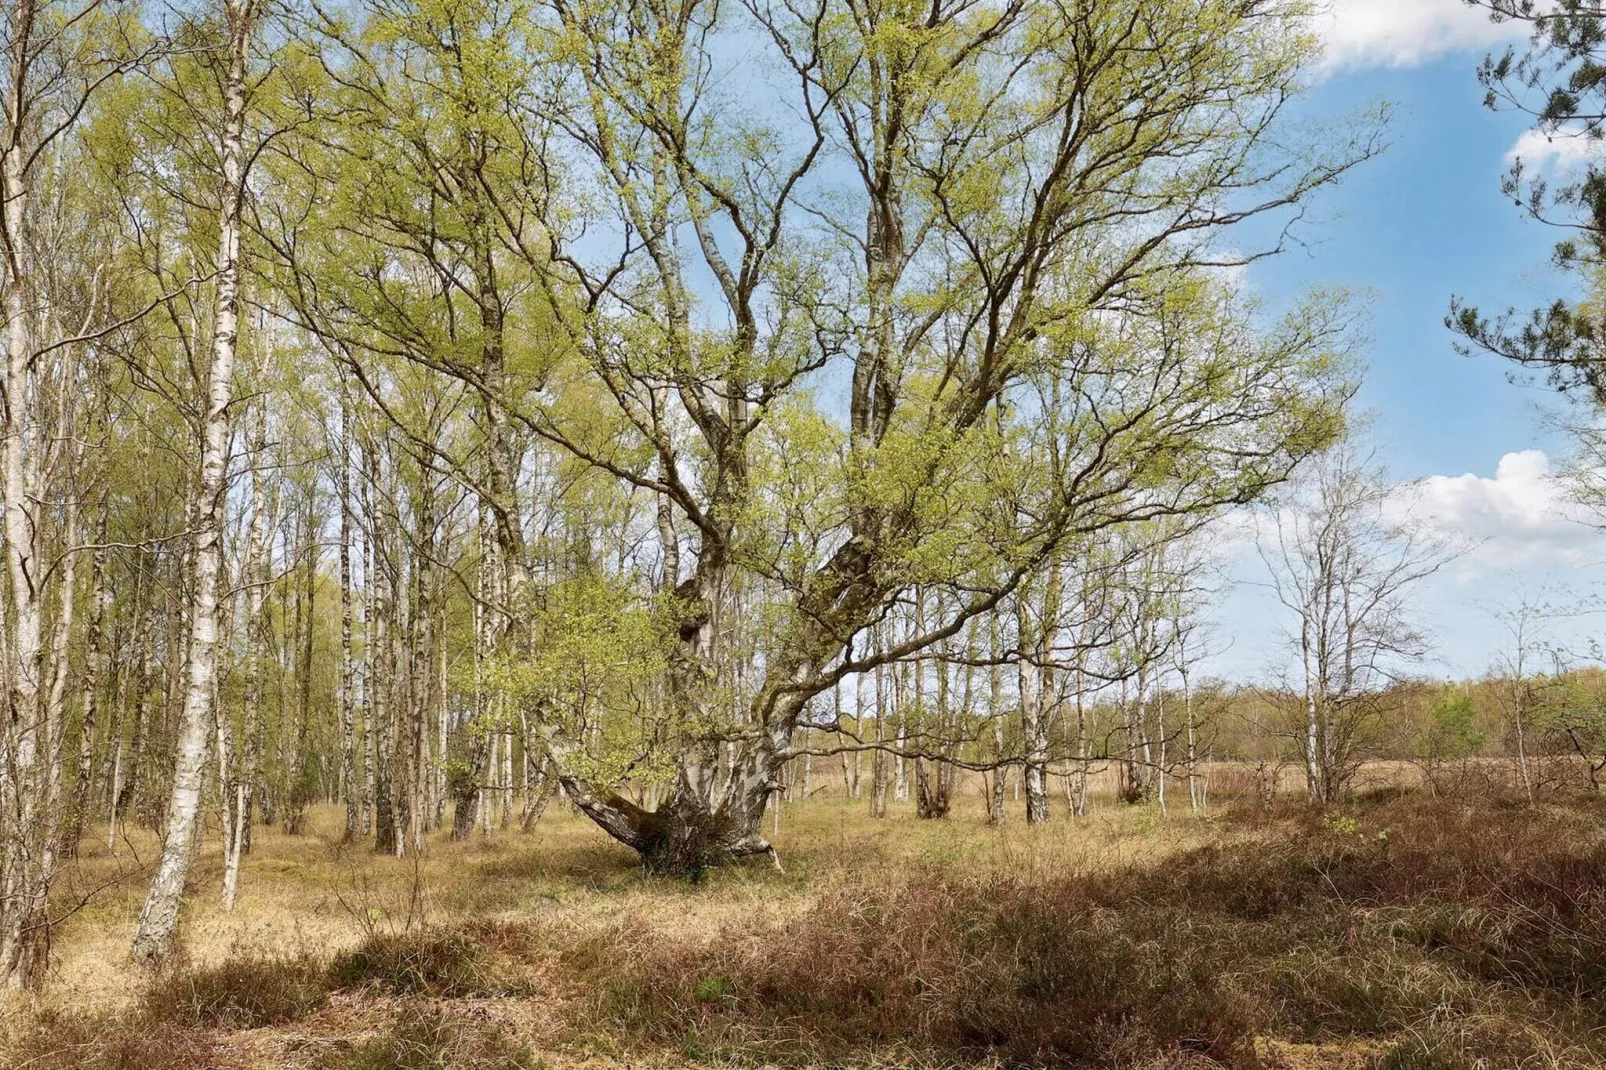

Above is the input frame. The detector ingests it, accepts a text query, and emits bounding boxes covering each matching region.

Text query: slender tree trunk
[869,630,889,818]
[224,386,268,906]
[131,0,253,965]
[110,565,149,848]
[64,518,109,854]
[406,484,431,854]
[372,500,397,856]
[479,730,496,837]
[14,451,80,983]
[800,725,812,801]
[361,469,376,836]
[1183,661,1200,810]
[434,597,448,830]
[1510,674,1533,804]
[834,682,854,798]
[1155,689,1168,816]
[0,0,53,983]
[988,614,1006,825]
[1017,592,1049,825]
[283,510,316,835]
[893,640,908,802]
[339,394,359,838]
[217,670,238,908]
[1072,685,1090,818]
[1302,624,1323,803]
[852,675,864,798]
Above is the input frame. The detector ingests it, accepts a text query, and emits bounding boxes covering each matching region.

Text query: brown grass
[8,786,1606,1068]
[142,954,329,1028]
[314,1000,540,1070]
[542,795,1606,1068]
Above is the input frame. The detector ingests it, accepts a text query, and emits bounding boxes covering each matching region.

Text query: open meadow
[8,782,1606,1070]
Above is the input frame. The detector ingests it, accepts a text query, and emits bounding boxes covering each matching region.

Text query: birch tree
[130,0,257,967]
[1261,443,1450,803]
[0,0,143,988]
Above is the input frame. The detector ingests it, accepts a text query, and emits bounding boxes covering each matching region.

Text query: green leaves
[1459,1,1606,405]
[479,574,675,784]
[232,0,1369,827]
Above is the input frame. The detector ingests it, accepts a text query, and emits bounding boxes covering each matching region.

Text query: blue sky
[1205,1,1606,683]
[1260,23,1563,478]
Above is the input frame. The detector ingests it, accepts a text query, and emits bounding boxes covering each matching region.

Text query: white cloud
[1314,0,1523,72]
[1399,450,1604,563]
[1507,125,1600,173]
[1207,451,1606,682]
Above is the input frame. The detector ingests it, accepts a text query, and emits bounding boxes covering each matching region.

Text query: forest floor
[7,787,1606,1069]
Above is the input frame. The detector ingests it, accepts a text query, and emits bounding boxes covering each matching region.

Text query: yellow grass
[39,789,1228,1014]
[13,763,1602,1069]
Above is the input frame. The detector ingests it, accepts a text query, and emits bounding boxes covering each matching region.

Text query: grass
[554,796,1606,1067]
[316,1001,542,1070]
[328,929,505,997]
[7,782,1606,1068]
[143,954,329,1028]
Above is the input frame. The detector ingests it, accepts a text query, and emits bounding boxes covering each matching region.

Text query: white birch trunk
[131,0,252,966]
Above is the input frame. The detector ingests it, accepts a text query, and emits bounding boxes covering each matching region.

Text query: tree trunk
[0,0,56,983]
[361,468,376,836]
[283,509,316,835]
[1303,624,1324,803]
[1017,592,1050,825]
[63,519,109,854]
[338,393,360,839]
[519,756,558,832]
[130,0,253,968]
[555,768,778,878]
[988,614,1006,825]
[450,731,487,841]
[869,638,889,819]
[372,527,397,855]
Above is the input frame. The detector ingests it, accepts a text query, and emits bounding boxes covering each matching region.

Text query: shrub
[563,796,1606,1068]
[2,1010,216,1070]
[143,954,329,1028]
[319,1001,540,1070]
[2,956,328,1068]
[577,877,1271,1067]
[328,929,491,997]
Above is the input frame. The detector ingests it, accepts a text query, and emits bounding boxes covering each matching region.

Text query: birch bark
[131,0,254,966]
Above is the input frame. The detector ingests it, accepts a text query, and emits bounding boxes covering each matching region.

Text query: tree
[1451,1,1606,400]
[1260,443,1450,803]
[1535,659,1606,790]
[1486,591,1567,801]
[278,0,1371,874]
[0,0,1381,915]
[130,0,259,968]
[1409,687,1485,797]
[0,0,146,988]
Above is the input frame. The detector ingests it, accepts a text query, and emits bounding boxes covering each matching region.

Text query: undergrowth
[10,794,1606,1069]
[316,1001,541,1070]
[558,795,1606,1068]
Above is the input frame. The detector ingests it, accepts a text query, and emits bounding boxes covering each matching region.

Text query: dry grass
[143,954,330,1028]
[7,786,1606,1068]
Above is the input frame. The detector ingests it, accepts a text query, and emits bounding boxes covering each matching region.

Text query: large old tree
[254,0,1378,873]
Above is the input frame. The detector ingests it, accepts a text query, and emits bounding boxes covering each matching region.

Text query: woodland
[5,0,1606,1067]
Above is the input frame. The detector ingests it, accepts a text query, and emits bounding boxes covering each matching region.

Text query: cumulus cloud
[1314,0,1522,72]
[1208,452,1606,679]
[1397,450,1604,564]
[1507,126,1600,174]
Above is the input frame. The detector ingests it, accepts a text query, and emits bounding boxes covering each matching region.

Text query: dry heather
[7,790,1606,1069]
